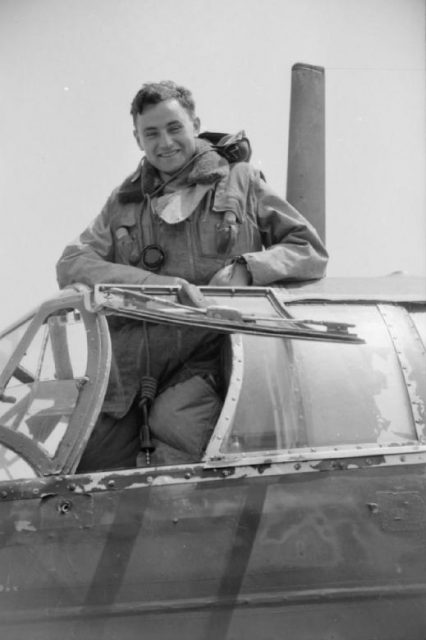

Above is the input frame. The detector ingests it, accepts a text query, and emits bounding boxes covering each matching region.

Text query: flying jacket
[56,139,328,417]
[56,139,328,289]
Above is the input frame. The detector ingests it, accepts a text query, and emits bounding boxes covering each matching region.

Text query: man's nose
[158,130,173,147]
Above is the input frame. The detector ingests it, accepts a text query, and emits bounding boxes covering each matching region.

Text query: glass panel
[0,310,87,458]
[0,445,36,480]
[0,319,32,376]
[220,305,417,454]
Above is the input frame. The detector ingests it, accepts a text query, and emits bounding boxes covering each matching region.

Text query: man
[56,81,328,471]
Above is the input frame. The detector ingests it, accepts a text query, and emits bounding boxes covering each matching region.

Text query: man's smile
[158,149,181,158]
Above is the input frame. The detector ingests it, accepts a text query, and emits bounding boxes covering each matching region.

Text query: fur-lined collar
[118,139,229,204]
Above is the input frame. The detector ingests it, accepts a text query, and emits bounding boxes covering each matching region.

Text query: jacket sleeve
[56,190,182,289]
[242,170,328,285]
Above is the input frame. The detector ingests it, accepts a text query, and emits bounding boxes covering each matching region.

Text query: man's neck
[159,164,193,192]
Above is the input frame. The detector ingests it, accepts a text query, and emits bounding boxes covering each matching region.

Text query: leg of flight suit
[138,373,223,466]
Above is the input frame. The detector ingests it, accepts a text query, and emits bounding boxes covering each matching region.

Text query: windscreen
[219,304,417,454]
[0,311,87,463]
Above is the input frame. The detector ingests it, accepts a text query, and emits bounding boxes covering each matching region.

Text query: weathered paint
[1,462,426,638]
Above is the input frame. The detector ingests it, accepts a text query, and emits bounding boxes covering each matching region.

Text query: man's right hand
[177,280,209,308]
[141,273,187,287]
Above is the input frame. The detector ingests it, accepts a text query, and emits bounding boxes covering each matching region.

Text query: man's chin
[158,158,186,176]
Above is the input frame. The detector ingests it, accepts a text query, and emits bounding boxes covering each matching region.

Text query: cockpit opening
[0,289,424,479]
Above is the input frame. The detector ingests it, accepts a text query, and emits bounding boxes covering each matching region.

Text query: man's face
[134,99,200,176]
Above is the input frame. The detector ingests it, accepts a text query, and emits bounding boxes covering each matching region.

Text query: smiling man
[56,80,328,471]
[133,95,200,177]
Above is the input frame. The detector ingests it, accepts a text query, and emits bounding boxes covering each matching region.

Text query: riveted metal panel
[378,304,426,442]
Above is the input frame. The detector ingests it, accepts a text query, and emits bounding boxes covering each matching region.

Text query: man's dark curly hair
[130,81,196,122]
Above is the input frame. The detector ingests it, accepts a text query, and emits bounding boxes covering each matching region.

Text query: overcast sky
[0,0,424,328]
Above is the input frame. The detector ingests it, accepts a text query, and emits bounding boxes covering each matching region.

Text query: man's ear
[193,117,201,135]
[133,128,144,151]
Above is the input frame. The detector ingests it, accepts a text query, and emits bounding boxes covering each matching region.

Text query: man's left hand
[208,262,252,286]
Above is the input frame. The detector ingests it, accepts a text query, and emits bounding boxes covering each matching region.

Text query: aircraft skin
[0,278,425,640]
[0,64,425,639]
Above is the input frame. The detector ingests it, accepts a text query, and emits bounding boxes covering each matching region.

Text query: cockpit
[0,285,425,481]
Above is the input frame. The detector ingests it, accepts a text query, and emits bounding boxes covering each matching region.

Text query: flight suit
[56,139,328,469]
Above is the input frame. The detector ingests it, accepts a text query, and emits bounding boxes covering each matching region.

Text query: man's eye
[169,125,182,133]
[145,132,157,138]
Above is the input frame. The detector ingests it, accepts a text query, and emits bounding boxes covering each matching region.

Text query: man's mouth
[159,150,180,158]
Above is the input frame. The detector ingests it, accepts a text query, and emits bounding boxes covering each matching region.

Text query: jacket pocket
[112,209,142,265]
[195,207,247,258]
